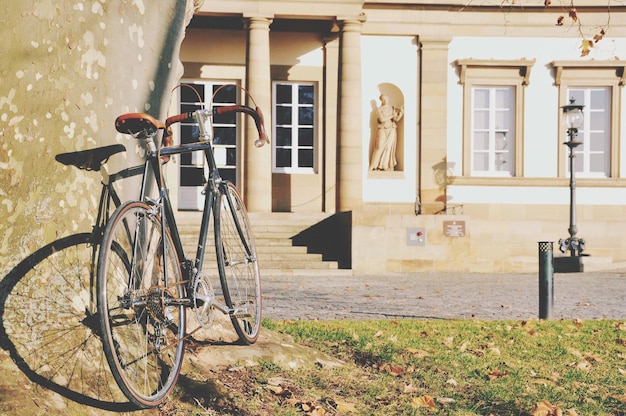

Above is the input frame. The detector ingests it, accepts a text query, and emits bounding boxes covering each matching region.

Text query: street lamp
[558,98,585,260]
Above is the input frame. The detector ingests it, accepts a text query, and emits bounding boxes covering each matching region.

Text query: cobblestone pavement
[261,270,626,321]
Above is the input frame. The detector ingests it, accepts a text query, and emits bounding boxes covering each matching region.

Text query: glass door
[178,81,239,210]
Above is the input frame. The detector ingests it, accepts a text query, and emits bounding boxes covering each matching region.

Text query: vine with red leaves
[547,0,607,56]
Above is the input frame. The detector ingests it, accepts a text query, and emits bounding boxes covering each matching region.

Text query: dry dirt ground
[0,233,341,415]
[0,314,342,416]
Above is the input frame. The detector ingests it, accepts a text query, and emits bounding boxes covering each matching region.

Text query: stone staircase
[175,211,352,277]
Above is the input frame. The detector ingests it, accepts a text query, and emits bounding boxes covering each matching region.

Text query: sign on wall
[443,220,466,237]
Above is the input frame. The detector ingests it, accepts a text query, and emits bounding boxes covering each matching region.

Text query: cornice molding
[551,60,626,86]
[455,58,536,86]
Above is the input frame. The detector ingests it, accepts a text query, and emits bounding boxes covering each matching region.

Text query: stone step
[180,235,302,249]
[174,211,347,277]
[198,259,339,270]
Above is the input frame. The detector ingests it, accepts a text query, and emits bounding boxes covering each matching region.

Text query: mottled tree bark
[0,0,199,273]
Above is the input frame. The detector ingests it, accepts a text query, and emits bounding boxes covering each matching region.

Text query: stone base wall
[352,203,626,274]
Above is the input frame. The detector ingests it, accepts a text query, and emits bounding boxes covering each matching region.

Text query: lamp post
[558,98,585,260]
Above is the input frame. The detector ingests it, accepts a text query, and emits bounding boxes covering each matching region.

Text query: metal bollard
[538,242,554,319]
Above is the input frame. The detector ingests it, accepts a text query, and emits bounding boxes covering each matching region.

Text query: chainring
[192,271,215,329]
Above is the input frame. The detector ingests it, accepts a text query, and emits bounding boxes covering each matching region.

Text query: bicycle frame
[136,133,225,305]
[134,109,257,320]
[110,98,269,318]
[95,164,146,237]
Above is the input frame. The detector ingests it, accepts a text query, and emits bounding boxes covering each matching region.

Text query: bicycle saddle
[55,144,126,171]
[115,113,165,137]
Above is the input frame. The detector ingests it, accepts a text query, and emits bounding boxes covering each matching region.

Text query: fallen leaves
[285,400,328,415]
[530,400,581,416]
[379,362,405,376]
[265,375,362,414]
[406,347,429,359]
[567,348,604,371]
[446,378,459,386]
[265,376,293,397]
[529,369,561,386]
[531,400,561,416]
[254,319,626,416]
[275,392,359,415]
[410,394,456,410]
[403,383,420,394]
[486,368,509,381]
[335,400,358,413]
[411,394,436,409]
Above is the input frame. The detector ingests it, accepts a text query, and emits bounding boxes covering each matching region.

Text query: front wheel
[215,182,261,344]
[96,200,185,408]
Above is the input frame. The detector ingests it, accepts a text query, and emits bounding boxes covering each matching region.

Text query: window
[211,83,239,183]
[552,61,624,179]
[272,82,316,173]
[567,87,611,178]
[456,59,533,177]
[178,81,239,185]
[471,86,515,176]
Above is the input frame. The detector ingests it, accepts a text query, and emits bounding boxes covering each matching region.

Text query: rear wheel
[97,200,185,408]
[215,182,261,344]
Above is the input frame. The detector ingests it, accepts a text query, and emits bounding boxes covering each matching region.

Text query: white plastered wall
[361,35,418,203]
[446,36,626,206]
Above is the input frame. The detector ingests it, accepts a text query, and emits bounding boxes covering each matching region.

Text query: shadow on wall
[291,211,352,269]
[0,233,137,411]
[432,158,456,212]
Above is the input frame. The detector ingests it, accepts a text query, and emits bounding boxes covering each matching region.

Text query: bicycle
[1,144,144,407]
[96,85,268,408]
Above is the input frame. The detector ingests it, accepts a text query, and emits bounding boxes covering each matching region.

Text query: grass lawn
[167,318,626,415]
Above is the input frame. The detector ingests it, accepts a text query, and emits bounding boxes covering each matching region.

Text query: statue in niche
[369,94,404,171]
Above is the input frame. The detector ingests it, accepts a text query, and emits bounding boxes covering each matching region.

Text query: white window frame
[552,61,624,180]
[566,87,611,178]
[470,86,516,177]
[272,81,317,174]
[456,59,532,178]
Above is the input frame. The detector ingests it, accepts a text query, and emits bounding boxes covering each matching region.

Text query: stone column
[419,36,451,214]
[322,36,340,214]
[244,15,273,212]
[337,17,365,212]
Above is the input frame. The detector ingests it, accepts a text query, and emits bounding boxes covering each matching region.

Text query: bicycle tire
[214,181,262,344]
[97,200,185,408]
[1,233,128,406]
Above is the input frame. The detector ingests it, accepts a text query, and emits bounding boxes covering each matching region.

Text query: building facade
[172,0,626,274]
